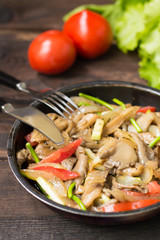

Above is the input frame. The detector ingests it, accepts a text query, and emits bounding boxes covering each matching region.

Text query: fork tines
[40,91,79,119]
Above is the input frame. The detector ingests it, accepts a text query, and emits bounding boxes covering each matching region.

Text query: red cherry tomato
[28,30,77,75]
[63,10,112,59]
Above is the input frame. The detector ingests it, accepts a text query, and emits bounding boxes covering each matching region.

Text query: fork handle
[0,71,21,90]
[0,70,30,94]
[0,98,7,113]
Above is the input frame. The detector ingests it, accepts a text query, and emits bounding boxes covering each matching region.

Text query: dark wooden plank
[0,0,113,30]
[1,216,160,240]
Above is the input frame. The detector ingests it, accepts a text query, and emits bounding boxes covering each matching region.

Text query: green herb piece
[130,118,142,133]
[67,182,76,199]
[78,102,90,107]
[112,98,126,110]
[67,182,86,210]
[149,136,160,148]
[26,142,40,163]
[79,93,114,110]
[72,195,86,211]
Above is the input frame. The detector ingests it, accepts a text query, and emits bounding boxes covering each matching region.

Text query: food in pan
[17,93,160,212]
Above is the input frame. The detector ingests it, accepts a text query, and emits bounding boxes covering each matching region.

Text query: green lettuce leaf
[139,21,160,88]
[139,58,160,89]
[114,3,146,53]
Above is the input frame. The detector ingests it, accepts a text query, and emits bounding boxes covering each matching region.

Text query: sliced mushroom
[81,170,108,208]
[35,143,55,159]
[139,132,156,145]
[61,157,77,171]
[112,177,148,193]
[104,140,137,170]
[54,117,72,132]
[30,129,48,143]
[114,129,137,149]
[17,148,30,168]
[103,106,139,136]
[129,132,150,165]
[72,146,88,192]
[121,163,144,177]
[97,137,117,159]
[76,113,99,132]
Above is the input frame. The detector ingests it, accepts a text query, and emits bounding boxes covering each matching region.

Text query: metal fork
[0,71,79,119]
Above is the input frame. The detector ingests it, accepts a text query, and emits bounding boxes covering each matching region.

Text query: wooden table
[0,0,160,239]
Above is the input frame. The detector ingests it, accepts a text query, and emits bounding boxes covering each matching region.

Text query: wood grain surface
[0,0,159,240]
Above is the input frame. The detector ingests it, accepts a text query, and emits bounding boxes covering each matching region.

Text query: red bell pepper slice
[102,199,160,212]
[25,132,38,146]
[33,165,79,181]
[40,138,83,164]
[147,181,160,194]
[137,106,156,114]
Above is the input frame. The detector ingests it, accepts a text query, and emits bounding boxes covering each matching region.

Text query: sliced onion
[28,162,66,170]
[148,125,160,137]
[21,169,56,181]
[50,176,67,197]
[109,188,137,202]
[111,188,160,203]
[140,166,153,184]
[85,148,102,171]
[93,163,106,171]
[95,193,110,205]
[80,106,105,114]
[101,110,118,124]
[116,175,142,186]
[121,138,137,149]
